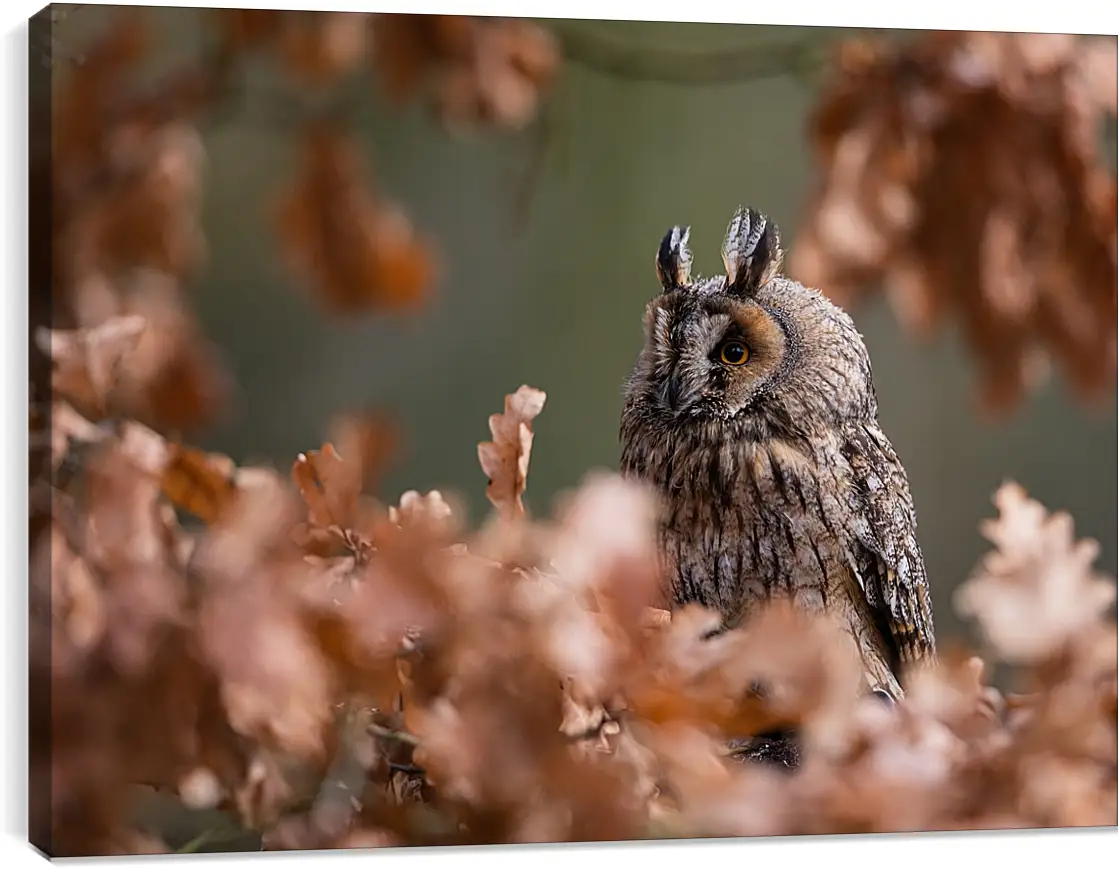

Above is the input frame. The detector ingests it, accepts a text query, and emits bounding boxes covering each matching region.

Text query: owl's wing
[842,423,936,670]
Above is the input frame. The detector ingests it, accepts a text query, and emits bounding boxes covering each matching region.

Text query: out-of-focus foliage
[790,31,1118,414]
[40,9,559,434]
[31,373,1119,853]
[32,11,1117,856]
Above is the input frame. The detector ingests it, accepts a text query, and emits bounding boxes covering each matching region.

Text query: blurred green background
[55,6,1117,656]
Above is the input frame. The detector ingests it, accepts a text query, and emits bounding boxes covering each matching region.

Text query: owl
[619,206,936,700]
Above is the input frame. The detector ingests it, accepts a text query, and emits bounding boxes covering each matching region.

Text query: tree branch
[554,23,837,86]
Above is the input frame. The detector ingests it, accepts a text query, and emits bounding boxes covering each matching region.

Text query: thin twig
[302,703,378,840]
[367,723,420,747]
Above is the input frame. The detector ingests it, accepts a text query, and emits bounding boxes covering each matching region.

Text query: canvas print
[28,3,1118,857]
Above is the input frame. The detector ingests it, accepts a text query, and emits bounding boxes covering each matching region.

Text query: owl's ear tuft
[655,225,694,290]
[721,206,784,296]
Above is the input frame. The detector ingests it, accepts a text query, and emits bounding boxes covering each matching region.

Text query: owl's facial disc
[644,290,792,421]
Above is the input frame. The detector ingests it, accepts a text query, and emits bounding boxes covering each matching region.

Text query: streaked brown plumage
[620,206,936,699]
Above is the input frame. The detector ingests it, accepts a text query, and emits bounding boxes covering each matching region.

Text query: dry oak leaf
[292,415,394,536]
[389,489,455,531]
[641,607,673,633]
[36,315,146,414]
[368,15,558,131]
[367,14,485,104]
[39,520,105,668]
[954,482,1117,664]
[75,442,190,677]
[113,275,230,433]
[195,531,336,763]
[293,443,357,532]
[69,123,207,282]
[547,473,663,631]
[49,400,114,473]
[477,385,547,520]
[904,650,1003,744]
[452,18,559,130]
[277,12,370,86]
[159,444,239,525]
[275,126,435,315]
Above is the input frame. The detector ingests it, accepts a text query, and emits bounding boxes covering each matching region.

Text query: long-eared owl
[619,206,936,699]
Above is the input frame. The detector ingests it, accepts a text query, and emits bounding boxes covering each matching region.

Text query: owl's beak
[663,372,686,413]
[657,369,693,414]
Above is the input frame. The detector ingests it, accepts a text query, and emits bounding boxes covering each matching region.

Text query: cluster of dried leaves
[790,32,1118,414]
[47,10,227,434]
[367,13,560,130]
[40,8,558,379]
[32,356,1118,854]
[216,10,559,128]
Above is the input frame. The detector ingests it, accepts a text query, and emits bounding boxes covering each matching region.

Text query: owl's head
[623,206,876,443]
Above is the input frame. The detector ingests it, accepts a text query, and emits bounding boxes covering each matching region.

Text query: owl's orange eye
[718,340,749,366]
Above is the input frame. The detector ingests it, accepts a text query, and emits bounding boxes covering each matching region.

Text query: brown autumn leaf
[954,482,1117,664]
[905,649,1004,744]
[641,607,672,633]
[36,315,147,415]
[49,400,111,476]
[160,444,239,524]
[114,276,230,433]
[66,123,207,283]
[277,12,370,86]
[528,475,665,705]
[367,14,453,103]
[139,335,230,434]
[293,443,357,532]
[53,272,229,435]
[442,17,559,131]
[80,443,190,676]
[477,384,547,521]
[388,490,455,533]
[368,15,558,130]
[547,473,663,623]
[200,573,337,763]
[275,125,435,315]
[38,518,105,673]
[291,414,394,537]
[191,479,337,765]
[330,413,398,496]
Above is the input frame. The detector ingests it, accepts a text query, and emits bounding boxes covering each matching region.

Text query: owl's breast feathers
[620,422,935,688]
